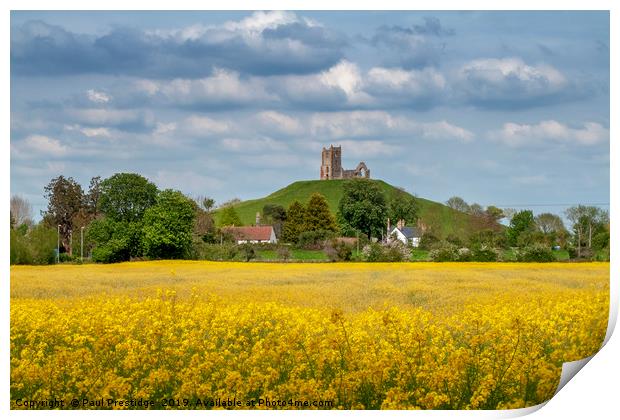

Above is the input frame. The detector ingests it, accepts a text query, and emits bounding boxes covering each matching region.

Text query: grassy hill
[214,179,475,239]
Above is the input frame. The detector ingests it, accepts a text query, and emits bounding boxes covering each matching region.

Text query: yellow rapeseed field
[10,261,609,409]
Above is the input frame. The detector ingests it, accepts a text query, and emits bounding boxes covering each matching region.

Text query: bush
[429,241,459,262]
[471,245,500,262]
[296,230,336,250]
[516,244,556,262]
[276,247,291,261]
[419,233,440,250]
[456,247,472,262]
[325,239,353,262]
[361,241,410,262]
[10,229,33,264]
[238,243,256,262]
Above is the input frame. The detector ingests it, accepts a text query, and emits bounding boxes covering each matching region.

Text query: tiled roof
[223,226,274,241]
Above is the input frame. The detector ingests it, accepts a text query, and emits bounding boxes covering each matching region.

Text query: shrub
[457,247,472,262]
[383,241,410,262]
[419,233,440,250]
[297,230,335,250]
[516,244,556,262]
[471,245,500,262]
[429,241,459,262]
[325,239,353,262]
[238,243,256,262]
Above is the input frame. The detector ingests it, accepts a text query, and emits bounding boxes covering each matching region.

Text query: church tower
[320,145,342,180]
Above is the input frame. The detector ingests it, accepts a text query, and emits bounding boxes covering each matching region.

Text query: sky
[10,11,610,220]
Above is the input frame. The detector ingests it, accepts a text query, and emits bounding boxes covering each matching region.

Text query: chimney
[387,218,391,235]
[256,212,261,226]
[397,219,404,230]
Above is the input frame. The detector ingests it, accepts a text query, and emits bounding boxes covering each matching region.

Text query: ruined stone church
[320,145,370,180]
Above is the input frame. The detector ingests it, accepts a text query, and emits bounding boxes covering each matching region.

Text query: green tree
[219,205,242,227]
[99,173,158,223]
[87,218,144,263]
[338,179,387,239]
[281,200,306,243]
[389,189,419,226]
[506,210,535,246]
[43,175,84,254]
[263,204,287,237]
[142,190,196,259]
[305,193,338,233]
[85,176,103,217]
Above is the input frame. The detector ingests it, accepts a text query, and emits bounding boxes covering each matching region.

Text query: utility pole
[69,229,73,257]
[81,226,84,262]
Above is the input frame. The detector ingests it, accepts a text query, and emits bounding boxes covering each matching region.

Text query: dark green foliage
[469,229,507,250]
[10,229,32,264]
[88,219,144,263]
[99,173,158,223]
[305,193,338,233]
[506,210,535,246]
[445,234,463,247]
[296,230,336,249]
[419,232,440,250]
[389,189,419,226]
[281,201,306,243]
[338,179,388,240]
[516,244,557,262]
[142,190,196,259]
[592,231,610,251]
[263,203,287,237]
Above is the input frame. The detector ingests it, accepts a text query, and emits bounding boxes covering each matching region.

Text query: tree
[338,179,388,239]
[192,197,216,242]
[142,190,196,259]
[535,213,565,235]
[43,175,84,254]
[85,176,102,217]
[390,190,419,226]
[566,205,607,256]
[468,203,484,216]
[506,210,535,246]
[219,205,242,227]
[305,193,338,233]
[263,203,287,238]
[281,201,306,243]
[446,196,470,213]
[99,173,158,223]
[88,218,144,263]
[10,195,33,228]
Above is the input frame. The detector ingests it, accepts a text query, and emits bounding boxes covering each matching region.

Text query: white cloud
[184,115,230,136]
[365,67,446,98]
[67,108,149,127]
[153,170,224,193]
[153,122,177,135]
[19,135,68,157]
[65,124,111,138]
[511,174,550,186]
[490,120,609,147]
[336,140,400,158]
[309,111,473,142]
[255,111,302,135]
[456,57,568,104]
[140,68,275,107]
[86,89,112,104]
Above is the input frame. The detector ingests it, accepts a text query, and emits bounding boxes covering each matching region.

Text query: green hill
[214,179,475,239]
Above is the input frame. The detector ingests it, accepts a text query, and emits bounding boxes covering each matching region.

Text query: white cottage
[390,226,422,248]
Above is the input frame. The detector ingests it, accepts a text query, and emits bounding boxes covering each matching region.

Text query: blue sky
[10,11,610,220]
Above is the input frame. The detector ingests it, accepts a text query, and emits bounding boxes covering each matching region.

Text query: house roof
[223,226,274,241]
[391,226,421,238]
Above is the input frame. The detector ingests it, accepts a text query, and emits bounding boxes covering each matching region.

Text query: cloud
[134,68,276,109]
[370,21,450,69]
[66,108,154,131]
[64,124,112,138]
[490,120,609,147]
[86,89,111,104]
[18,134,68,157]
[254,111,303,135]
[183,115,230,136]
[11,12,345,78]
[309,111,473,142]
[455,57,571,108]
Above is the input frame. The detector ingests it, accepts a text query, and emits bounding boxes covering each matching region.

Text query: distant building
[320,145,370,180]
[388,219,421,247]
[223,226,277,244]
